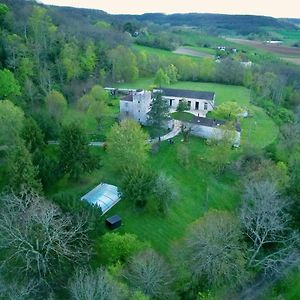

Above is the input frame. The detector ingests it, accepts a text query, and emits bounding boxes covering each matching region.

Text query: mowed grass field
[115,78,279,149]
[50,136,241,254]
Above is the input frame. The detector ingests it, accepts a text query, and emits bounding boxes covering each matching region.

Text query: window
[188,101,191,109]
[204,102,208,110]
[169,99,173,107]
[195,101,199,110]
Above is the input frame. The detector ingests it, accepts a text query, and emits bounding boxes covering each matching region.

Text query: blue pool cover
[81,183,120,215]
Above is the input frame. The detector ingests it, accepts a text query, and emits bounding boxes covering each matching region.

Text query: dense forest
[0,0,300,299]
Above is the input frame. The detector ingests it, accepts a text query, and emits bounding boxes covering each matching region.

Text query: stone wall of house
[119,90,152,125]
[132,90,152,124]
[162,95,214,113]
[182,121,241,147]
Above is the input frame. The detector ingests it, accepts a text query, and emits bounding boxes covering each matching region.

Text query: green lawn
[49,136,240,254]
[172,111,194,122]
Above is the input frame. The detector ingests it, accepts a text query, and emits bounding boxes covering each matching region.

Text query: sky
[39,0,300,18]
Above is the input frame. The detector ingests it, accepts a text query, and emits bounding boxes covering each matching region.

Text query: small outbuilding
[81,183,120,215]
[106,215,122,230]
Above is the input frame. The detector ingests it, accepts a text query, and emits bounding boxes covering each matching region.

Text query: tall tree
[154,68,170,87]
[0,189,89,288]
[45,90,68,121]
[69,268,124,300]
[59,123,94,181]
[0,69,21,100]
[183,210,246,288]
[0,100,24,146]
[21,117,45,153]
[6,140,42,193]
[147,93,170,141]
[80,40,97,74]
[124,249,174,299]
[240,180,299,273]
[109,46,139,82]
[107,119,150,172]
[61,41,82,81]
[166,64,179,83]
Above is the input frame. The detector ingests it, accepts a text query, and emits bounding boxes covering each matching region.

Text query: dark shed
[106,215,122,230]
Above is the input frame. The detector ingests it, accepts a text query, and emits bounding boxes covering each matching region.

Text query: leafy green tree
[207,127,234,174]
[166,64,179,83]
[149,173,177,215]
[80,40,97,73]
[18,57,35,84]
[6,140,42,192]
[96,233,147,265]
[61,41,82,81]
[58,123,94,181]
[176,100,190,112]
[147,93,170,141]
[199,58,216,81]
[45,90,68,120]
[243,69,253,88]
[0,100,24,146]
[0,3,8,21]
[107,119,150,172]
[87,100,108,129]
[21,117,45,153]
[76,94,95,112]
[89,85,109,102]
[0,69,21,99]
[214,101,244,121]
[109,46,139,82]
[154,68,170,87]
[120,166,155,208]
[184,210,246,288]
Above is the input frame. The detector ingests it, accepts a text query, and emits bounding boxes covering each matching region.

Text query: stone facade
[119,90,152,125]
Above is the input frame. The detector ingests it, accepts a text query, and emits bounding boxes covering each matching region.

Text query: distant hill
[2,0,297,37]
[118,13,297,35]
[283,18,300,26]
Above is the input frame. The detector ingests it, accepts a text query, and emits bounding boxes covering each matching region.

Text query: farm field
[227,37,300,56]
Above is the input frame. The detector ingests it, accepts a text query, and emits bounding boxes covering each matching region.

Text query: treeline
[131,13,296,35]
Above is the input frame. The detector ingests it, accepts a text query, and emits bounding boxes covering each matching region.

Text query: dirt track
[227,38,300,56]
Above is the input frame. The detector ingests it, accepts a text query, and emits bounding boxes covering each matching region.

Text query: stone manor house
[106,87,241,146]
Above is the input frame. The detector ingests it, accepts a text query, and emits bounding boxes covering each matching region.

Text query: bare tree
[184,210,246,288]
[0,189,89,286]
[124,249,174,299]
[240,180,299,273]
[0,276,39,300]
[69,268,124,300]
